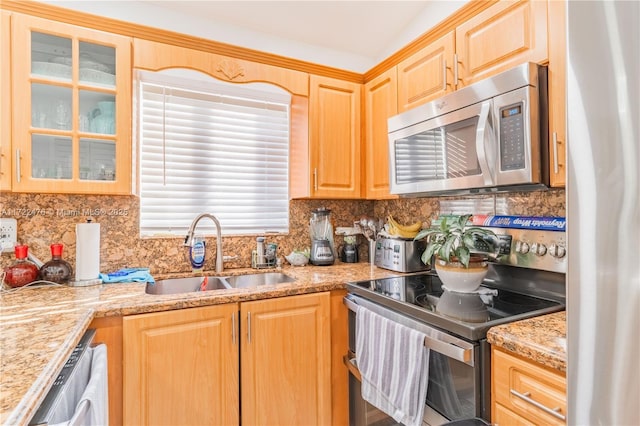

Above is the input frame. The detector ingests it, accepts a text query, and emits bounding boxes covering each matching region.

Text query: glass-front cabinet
[10,14,131,194]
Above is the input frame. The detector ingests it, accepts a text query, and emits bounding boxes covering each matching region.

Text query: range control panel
[481,227,567,274]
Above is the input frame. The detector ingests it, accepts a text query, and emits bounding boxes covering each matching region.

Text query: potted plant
[414,214,497,293]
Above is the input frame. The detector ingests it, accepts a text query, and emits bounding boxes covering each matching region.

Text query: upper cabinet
[364,68,398,199]
[9,13,132,194]
[455,0,548,87]
[1,11,11,192]
[294,75,361,199]
[397,31,455,113]
[547,0,567,187]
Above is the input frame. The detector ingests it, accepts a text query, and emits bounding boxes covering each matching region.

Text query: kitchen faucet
[184,213,224,273]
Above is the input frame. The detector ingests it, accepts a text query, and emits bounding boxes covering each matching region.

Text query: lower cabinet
[121,291,333,426]
[241,292,332,425]
[492,347,566,426]
[123,303,239,425]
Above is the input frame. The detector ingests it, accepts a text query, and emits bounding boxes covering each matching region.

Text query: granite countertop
[0,263,401,426]
[487,310,567,373]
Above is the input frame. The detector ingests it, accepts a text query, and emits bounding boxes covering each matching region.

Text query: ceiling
[45,0,467,72]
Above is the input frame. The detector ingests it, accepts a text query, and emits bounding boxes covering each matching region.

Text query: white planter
[434,257,488,293]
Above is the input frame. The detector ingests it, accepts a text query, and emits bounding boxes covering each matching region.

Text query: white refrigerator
[566,1,639,425]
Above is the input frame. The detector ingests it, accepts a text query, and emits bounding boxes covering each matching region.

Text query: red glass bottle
[3,245,39,288]
[40,243,73,284]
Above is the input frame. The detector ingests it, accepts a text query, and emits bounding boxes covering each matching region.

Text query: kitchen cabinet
[123,304,239,426]
[122,292,333,426]
[241,292,332,425]
[547,0,567,187]
[9,13,131,194]
[1,11,11,191]
[364,68,398,199]
[298,75,361,199]
[492,347,566,425]
[454,0,548,87]
[396,31,455,113]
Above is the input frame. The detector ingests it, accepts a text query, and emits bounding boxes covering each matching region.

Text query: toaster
[373,234,430,273]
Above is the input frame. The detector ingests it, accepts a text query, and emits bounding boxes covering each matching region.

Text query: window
[136,70,291,237]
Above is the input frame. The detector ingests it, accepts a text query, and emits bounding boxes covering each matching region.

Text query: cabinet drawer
[493,348,566,425]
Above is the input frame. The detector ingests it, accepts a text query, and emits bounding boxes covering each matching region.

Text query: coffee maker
[339,235,359,263]
[309,207,335,266]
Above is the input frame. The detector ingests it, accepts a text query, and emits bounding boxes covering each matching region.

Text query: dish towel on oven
[355,304,429,426]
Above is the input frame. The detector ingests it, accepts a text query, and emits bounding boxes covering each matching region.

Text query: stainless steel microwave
[388,62,549,196]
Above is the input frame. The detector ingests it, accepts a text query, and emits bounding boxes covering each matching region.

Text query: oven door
[345,294,483,425]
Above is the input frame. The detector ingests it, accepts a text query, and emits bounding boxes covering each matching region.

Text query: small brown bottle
[3,245,39,287]
[40,243,73,284]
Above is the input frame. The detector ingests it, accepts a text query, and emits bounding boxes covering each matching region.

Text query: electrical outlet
[0,218,18,252]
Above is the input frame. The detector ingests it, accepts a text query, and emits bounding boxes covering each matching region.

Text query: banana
[387,215,423,238]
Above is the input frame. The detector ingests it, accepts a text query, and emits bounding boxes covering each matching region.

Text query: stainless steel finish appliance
[345,225,566,424]
[309,207,335,266]
[30,329,108,425]
[374,234,429,273]
[566,2,639,424]
[388,62,548,196]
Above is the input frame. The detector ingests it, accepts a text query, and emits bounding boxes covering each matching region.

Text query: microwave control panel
[499,102,526,171]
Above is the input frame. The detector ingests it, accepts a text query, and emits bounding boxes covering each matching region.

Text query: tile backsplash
[0,189,564,276]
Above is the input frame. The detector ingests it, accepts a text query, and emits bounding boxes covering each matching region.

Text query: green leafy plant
[414,214,497,268]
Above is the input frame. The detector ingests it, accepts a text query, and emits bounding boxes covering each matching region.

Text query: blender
[309,207,335,265]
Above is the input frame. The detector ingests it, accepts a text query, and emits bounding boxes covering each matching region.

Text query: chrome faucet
[184,213,224,273]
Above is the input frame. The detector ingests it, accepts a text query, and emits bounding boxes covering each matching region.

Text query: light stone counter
[0,263,401,426]
[487,311,567,372]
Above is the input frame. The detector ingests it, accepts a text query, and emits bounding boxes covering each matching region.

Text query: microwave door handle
[475,101,495,185]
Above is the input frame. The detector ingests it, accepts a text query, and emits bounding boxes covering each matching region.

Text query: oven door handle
[344,295,474,365]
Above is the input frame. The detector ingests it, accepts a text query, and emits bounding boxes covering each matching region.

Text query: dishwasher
[29,329,109,426]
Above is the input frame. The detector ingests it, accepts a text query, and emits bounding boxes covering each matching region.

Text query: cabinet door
[1,11,11,191]
[90,316,123,426]
[364,68,398,200]
[547,0,566,187]
[309,75,361,198]
[492,347,566,425]
[10,13,131,194]
[123,304,239,426]
[397,31,455,112]
[455,0,548,87]
[241,292,331,425]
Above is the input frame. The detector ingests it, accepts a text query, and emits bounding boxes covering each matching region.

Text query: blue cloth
[99,268,155,284]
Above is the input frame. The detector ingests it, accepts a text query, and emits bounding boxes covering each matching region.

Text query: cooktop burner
[346,271,564,341]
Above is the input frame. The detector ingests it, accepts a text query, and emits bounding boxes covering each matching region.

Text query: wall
[0,189,564,278]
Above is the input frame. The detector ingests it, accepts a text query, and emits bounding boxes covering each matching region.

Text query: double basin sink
[145,272,296,295]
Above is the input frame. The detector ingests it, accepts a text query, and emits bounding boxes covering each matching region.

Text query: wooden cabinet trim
[0,0,362,83]
[133,38,309,97]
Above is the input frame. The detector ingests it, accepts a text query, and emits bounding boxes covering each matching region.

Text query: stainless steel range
[344,222,566,425]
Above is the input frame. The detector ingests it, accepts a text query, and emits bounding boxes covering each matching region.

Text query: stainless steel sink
[145,276,230,295]
[224,272,296,289]
[145,272,296,294]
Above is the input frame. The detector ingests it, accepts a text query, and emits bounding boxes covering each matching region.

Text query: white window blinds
[136,70,291,236]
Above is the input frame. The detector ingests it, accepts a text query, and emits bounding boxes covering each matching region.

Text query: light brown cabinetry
[241,292,332,425]
[1,11,11,191]
[547,0,567,187]
[123,304,239,426]
[492,347,566,425]
[364,68,398,199]
[121,292,334,426]
[296,75,361,199]
[9,13,132,194]
[89,316,123,426]
[397,31,455,113]
[455,0,548,88]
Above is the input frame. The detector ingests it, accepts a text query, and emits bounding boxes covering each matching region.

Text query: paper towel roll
[76,221,100,280]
